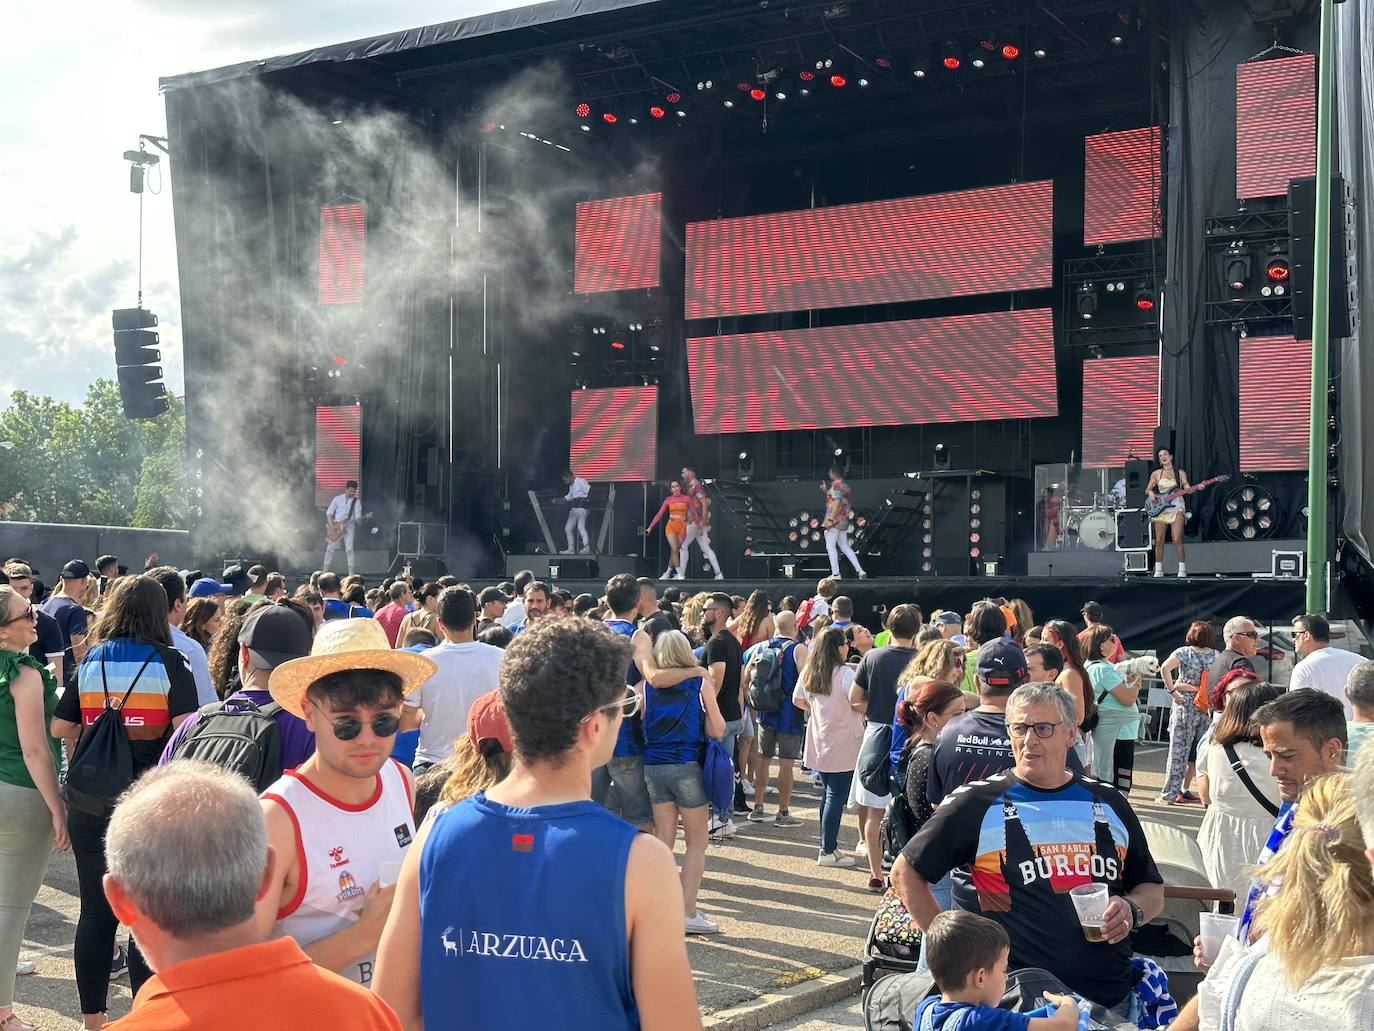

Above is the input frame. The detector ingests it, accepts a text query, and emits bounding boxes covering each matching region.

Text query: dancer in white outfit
[820,466,866,579]
[680,467,724,580]
[560,470,591,553]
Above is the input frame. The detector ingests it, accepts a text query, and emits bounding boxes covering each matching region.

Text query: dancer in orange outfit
[644,480,701,581]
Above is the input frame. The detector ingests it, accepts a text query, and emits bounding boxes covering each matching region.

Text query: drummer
[1039,486,1061,549]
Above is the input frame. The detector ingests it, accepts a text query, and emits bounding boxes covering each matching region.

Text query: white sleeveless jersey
[262,759,415,986]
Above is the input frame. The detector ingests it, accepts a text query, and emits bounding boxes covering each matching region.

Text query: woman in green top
[1079,623,1141,789]
[0,583,67,1027]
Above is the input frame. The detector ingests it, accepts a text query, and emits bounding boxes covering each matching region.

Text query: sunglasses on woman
[309,699,400,740]
[0,605,38,627]
[581,686,642,724]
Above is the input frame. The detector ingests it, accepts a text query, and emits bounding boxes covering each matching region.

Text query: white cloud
[1,0,522,409]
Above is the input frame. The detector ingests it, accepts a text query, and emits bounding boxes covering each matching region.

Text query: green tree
[0,380,186,528]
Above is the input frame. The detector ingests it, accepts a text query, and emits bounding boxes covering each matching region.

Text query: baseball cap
[188,577,234,599]
[478,586,507,606]
[221,565,251,595]
[932,611,961,627]
[977,639,1029,690]
[247,564,269,585]
[239,601,314,670]
[61,560,91,580]
[466,689,514,754]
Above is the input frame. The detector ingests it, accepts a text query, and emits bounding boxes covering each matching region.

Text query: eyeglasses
[1237,630,1259,639]
[309,700,400,740]
[0,605,38,627]
[581,686,642,724]
[1007,721,1065,740]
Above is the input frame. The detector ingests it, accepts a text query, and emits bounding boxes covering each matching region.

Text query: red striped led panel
[1084,127,1162,246]
[684,181,1053,319]
[1236,55,1316,201]
[574,193,662,293]
[570,386,658,481]
[315,404,361,506]
[319,203,366,304]
[1240,336,1310,471]
[1081,355,1159,467]
[686,309,1056,434]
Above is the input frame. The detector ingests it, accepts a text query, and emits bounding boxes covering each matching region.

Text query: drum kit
[1062,493,1124,550]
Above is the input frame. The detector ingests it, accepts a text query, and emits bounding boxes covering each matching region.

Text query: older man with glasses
[1209,616,1260,695]
[892,681,1164,1017]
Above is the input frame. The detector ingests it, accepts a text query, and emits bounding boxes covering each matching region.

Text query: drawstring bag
[63,648,158,815]
[701,738,735,814]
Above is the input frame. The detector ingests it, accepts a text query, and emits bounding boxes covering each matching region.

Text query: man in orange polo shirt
[101,762,399,1030]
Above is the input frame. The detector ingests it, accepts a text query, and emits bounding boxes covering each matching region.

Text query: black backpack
[63,649,158,816]
[880,748,917,859]
[746,642,793,714]
[165,697,285,792]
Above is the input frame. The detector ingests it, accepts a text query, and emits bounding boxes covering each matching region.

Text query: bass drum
[1076,510,1116,550]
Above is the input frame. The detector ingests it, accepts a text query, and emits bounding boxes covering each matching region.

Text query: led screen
[1084,127,1162,246]
[1240,336,1310,471]
[686,308,1056,434]
[1081,355,1159,467]
[315,404,361,506]
[1237,55,1315,201]
[570,385,659,481]
[319,202,366,304]
[685,181,1053,319]
[574,192,663,293]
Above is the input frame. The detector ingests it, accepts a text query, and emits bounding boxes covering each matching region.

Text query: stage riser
[1027,539,1308,577]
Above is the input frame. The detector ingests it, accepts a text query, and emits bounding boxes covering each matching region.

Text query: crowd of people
[1,552,1373,1030]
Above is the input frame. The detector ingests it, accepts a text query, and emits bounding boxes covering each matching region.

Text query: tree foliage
[0,380,186,529]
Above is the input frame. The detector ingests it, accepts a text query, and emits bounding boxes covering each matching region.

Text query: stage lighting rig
[1134,283,1156,311]
[1076,282,1099,321]
[939,41,961,70]
[1224,243,1251,291]
[737,450,754,482]
[1261,246,1290,296]
[1219,482,1278,541]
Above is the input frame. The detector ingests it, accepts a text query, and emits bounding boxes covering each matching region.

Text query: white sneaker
[747,805,769,822]
[660,568,674,580]
[1152,564,1163,578]
[854,840,868,858]
[674,571,686,580]
[713,573,725,580]
[561,547,575,554]
[685,911,722,934]
[741,780,754,798]
[817,850,857,868]
[1177,563,1187,578]
[16,959,37,976]
[709,815,737,839]
[858,570,869,579]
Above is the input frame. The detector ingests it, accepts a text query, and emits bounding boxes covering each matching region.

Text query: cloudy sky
[0,0,518,410]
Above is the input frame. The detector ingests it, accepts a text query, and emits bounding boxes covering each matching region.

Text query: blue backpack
[701,738,735,813]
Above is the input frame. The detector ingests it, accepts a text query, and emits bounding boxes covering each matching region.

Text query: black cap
[977,639,1029,689]
[478,586,507,605]
[221,565,251,596]
[238,602,313,670]
[61,560,91,580]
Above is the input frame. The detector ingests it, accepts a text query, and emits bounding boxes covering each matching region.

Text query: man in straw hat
[254,618,436,987]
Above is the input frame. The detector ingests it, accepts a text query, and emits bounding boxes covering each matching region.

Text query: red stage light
[875,56,892,68]
[830,74,847,87]
[649,106,666,119]
[749,87,766,101]
[1266,259,1290,281]
[575,102,590,118]
[480,121,497,134]
[737,81,752,91]
[942,56,961,70]
[610,340,626,350]
[1001,44,1021,59]
[333,356,348,364]
[799,69,816,81]
[665,92,681,104]
[602,112,618,124]
[1135,294,1155,311]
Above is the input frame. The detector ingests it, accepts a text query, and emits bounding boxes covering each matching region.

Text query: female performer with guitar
[1146,448,1188,578]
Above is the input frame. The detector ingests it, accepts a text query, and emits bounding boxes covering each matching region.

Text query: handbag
[1223,743,1280,818]
[1192,669,1210,713]
[858,723,894,796]
[872,885,921,952]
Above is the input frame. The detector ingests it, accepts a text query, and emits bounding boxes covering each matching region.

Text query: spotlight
[649,105,666,119]
[723,100,735,108]
[775,91,787,100]
[875,56,892,69]
[799,88,810,96]
[737,81,752,91]
[676,110,687,118]
[480,121,497,134]
[830,73,847,87]
[1077,282,1099,321]
[602,112,618,124]
[1220,483,1279,541]
[1134,284,1156,311]
[665,91,681,103]
[738,450,749,461]
[575,102,591,118]
[1224,244,1251,292]
[857,77,869,87]
[934,442,950,469]
[834,447,844,457]
[580,125,591,132]
[940,41,961,69]
[750,87,766,101]
[1001,43,1021,60]
[1263,250,1290,296]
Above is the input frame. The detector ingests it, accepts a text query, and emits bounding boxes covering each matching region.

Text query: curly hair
[179,597,220,651]
[898,638,962,694]
[498,617,630,764]
[679,591,712,647]
[207,603,252,698]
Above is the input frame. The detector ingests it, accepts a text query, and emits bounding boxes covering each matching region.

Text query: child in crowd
[915,911,1079,1030]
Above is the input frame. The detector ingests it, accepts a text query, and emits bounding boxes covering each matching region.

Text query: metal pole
[1305,0,1336,613]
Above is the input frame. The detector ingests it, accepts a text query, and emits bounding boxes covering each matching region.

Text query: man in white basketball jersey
[255,619,437,987]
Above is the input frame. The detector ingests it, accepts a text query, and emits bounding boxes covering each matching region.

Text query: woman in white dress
[1196,680,1283,902]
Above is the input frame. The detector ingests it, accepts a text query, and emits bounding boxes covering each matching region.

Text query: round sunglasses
[309,699,400,741]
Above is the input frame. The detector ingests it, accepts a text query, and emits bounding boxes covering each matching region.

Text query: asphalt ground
[13,745,1200,1028]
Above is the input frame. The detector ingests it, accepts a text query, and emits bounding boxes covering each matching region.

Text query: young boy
[916,911,1079,1030]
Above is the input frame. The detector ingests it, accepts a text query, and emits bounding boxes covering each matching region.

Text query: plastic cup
[1068,883,1110,942]
[1199,912,1241,964]
[378,861,403,887]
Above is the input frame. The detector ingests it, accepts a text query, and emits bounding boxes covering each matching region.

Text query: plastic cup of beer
[1198,912,1241,964]
[1069,883,1110,942]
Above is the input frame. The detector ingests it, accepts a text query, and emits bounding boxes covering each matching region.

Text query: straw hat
[268,618,436,718]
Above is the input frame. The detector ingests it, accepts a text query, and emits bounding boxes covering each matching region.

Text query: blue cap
[977,639,1028,689]
[188,577,233,599]
[932,611,962,626]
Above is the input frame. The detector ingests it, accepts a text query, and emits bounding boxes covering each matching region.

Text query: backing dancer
[1146,447,1188,578]
[560,469,592,554]
[680,466,724,580]
[643,480,699,581]
[820,465,867,580]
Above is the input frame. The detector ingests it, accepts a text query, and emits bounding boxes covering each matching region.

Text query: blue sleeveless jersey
[420,794,640,1029]
[604,619,645,758]
[643,675,704,765]
[754,638,804,735]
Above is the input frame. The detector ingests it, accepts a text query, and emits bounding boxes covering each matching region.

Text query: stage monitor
[1081,355,1159,468]
[1084,126,1162,246]
[1236,54,1315,201]
[570,385,659,482]
[684,181,1053,320]
[1239,336,1310,471]
[686,308,1056,434]
[315,403,361,507]
[319,202,366,304]
[574,192,662,294]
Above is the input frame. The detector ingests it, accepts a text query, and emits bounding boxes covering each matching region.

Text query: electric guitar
[325,507,372,541]
[1144,474,1230,518]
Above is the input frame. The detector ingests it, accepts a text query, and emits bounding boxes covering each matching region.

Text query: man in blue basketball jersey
[374,617,701,1030]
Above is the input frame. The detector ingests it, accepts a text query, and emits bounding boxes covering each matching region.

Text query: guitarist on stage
[323,479,364,574]
[1146,449,1188,578]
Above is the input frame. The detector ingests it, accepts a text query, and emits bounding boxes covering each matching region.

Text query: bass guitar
[1144,474,1230,518]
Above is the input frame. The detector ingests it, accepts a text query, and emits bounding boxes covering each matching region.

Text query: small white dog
[1113,655,1159,679]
